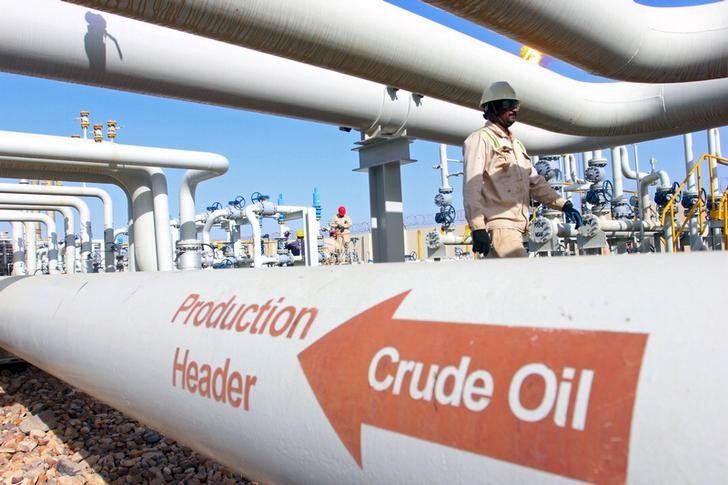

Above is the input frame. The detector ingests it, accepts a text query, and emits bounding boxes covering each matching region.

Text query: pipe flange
[527,217,553,244]
[425,231,443,250]
[579,214,601,238]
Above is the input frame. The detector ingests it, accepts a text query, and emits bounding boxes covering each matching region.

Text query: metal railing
[660,153,728,252]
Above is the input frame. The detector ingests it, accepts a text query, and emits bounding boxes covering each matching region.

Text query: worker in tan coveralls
[463,81,582,258]
[330,206,353,261]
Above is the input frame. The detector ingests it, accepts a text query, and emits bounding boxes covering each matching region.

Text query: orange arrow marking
[299,291,647,484]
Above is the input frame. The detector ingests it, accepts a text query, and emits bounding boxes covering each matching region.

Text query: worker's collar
[484,120,511,139]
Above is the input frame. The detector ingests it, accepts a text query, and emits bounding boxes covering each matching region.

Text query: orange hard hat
[338,206,346,216]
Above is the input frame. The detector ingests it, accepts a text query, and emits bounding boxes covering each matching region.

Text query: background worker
[463,81,582,258]
[330,206,352,261]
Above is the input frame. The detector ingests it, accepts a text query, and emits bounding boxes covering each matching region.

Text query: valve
[206,201,223,213]
[106,120,117,141]
[611,198,634,220]
[92,124,103,143]
[228,195,245,208]
[425,231,443,250]
[251,192,269,203]
[434,204,456,227]
[655,182,680,207]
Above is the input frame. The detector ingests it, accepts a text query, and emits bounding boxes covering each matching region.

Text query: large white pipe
[10,222,26,275]
[0,253,727,482]
[0,210,58,273]
[0,182,110,271]
[67,0,728,137]
[0,194,91,273]
[0,204,75,274]
[422,0,728,83]
[0,1,712,153]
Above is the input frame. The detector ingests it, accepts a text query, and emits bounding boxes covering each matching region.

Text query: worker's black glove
[562,201,583,229]
[471,229,491,257]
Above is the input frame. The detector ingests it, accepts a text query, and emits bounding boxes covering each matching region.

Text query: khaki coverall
[463,121,567,258]
[330,214,352,256]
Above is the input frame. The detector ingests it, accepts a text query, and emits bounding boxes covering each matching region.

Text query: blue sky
[0,0,725,239]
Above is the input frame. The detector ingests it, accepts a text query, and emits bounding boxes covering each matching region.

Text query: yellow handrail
[660,153,728,252]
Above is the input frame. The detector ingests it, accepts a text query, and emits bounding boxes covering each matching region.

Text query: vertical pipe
[708,128,720,195]
[150,169,173,271]
[24,221,37,275]
[10,221,25,275]
[438,144,451,192]
[611,147,624,199]
[683,134,702,250]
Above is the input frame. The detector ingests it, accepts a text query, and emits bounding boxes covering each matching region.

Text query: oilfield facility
[0,0,727,484]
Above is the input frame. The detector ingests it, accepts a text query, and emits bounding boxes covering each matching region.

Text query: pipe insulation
[64,0,728,137]
[0,0,714,154]
[0,253,727,482]
[422,0,728,83]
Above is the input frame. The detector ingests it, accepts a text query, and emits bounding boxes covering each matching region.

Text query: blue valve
[206,201,223,212]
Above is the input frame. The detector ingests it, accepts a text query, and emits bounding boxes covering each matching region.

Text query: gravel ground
[0,362,256,484]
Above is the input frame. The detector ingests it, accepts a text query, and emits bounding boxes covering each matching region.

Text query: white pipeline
[0,0,714,153]
[0,210,58,273]
[0,253,726,482]
[0,183,110,270]
[0,194,91,273]
[422,0,728,83]
[0,204,75,274]
[0,130,222,271]
[67,0,728,136]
